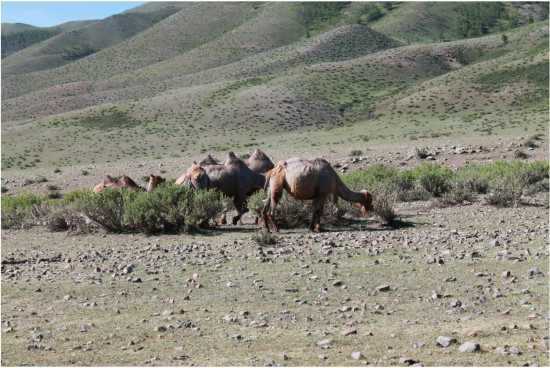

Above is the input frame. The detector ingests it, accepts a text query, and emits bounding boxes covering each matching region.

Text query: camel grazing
[186,151,265,225]
[176,162,210,191]
[244,148,275,175]
[261,157,374,233]
[93,175,143,193]
[147,174,166,192]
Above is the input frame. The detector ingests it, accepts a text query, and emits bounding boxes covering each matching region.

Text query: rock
[341,328,357,336]
[399,357,418,365]
[459,341,480,353]
[162,309,174,316]
[468,330,485,338]
[230,334,241,340]
[351,352,363,360]
[27,343,44,350]
[527,267,542,277]
[63,295,72,301]
[493,289,503,298]
[226,282,235,287]
[501,270,510,278]
[542,336,549,350]
[491,239,500,247]
[437,336,457,347]
[317,339,333,346]
[154,326,166,332]
[376,284,390,292]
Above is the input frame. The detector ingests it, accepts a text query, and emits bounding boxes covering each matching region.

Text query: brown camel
[185,151,265,225]
[176,162,210,191]
[261,157,374,233]
[147,174,166,192]
[244,148,275,175]
[93,175,143,193]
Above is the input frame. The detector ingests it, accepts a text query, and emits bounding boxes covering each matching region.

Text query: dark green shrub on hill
[1,27,61,58]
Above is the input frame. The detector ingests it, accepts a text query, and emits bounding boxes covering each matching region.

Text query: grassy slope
[1,2,548,170]
[1,3,190,76]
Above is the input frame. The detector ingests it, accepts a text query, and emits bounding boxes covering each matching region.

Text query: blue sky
[1,1,147,27]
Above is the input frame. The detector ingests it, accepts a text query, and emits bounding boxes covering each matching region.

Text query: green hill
[1,1,548,170]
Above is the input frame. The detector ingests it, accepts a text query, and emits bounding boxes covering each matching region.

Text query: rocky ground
[1,196,548,366]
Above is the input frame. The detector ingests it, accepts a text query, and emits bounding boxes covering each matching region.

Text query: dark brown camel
[261,157,374,233]
[186,151,265,225]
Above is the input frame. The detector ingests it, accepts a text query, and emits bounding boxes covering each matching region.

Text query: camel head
[359,190,374,216]
[147,174,166,192]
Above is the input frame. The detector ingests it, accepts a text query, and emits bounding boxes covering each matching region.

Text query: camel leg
[261,189,280,233]
[232,196,248,226]
[310,195,327,232]
[219,213,227,225]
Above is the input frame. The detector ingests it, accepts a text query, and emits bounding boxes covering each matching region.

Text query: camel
[244,148,275,175]
[193,149,273,224]
[185,151,265,225]
[147,174,166,192]
[261,157,374,233]
[176,163,210,191]
[93,175,143,194]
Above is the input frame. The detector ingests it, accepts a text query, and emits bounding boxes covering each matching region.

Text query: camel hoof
[219,214,227,225]
[237,220,243,226]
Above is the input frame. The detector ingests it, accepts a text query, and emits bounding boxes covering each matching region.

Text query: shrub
[75,187,136,233]
[252,229,278,246]
[1,191,50,229]
[514,150,529,159]
[44,205,94,234]
[409,163,452,197]
[439,181,477,205]
[350,149,362,156]
[373,184,398,224]
[415,147,429,159]
[124,185,223,234]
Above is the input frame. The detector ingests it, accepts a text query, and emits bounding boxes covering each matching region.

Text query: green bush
[252,229,278,247]
[409,163,452,197]
[124,184,222,234]
[1,192,50,229]
[75,187,137,233]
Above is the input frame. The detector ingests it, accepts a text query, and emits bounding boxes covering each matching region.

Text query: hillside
[1,1,548,171]
[1,2,190,74]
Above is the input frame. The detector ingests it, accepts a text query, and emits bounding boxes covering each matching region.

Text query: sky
[1,1,147,27]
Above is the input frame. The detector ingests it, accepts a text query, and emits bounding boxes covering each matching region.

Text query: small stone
[493,289,503,298]
[317,339,333,346]
[341,328,357,336]
[376,284,390,292]
[468,330,484,338]
[437,336,457,347]
[226,282,235,287]
[230,334,241,340]
[510,346,520,355]
[351,352,363,360]
[153,326,166,332]
[459,341,480,353]
[527,267,542,277]
[63,295,72,301]
[399,357,418,365]
[162,309,174,316]
[501,270,511,278]
[542,336,549,350]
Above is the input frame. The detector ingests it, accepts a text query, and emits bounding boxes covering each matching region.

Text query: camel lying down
[261,157,374,232]
[93,174,165,194]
